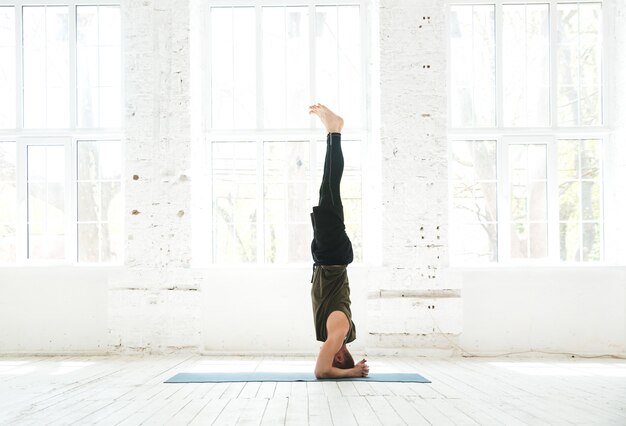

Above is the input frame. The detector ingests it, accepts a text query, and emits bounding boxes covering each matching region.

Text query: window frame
[0,1,123,266]
[447,0,613,265]
[197,0,373,266]
[1,133,123,266]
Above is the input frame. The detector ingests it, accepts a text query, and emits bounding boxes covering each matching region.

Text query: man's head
[332,343,355,369]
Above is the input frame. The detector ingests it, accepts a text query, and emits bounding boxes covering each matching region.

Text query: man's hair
[332,347,355,369]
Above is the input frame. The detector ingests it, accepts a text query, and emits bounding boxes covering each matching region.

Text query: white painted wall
[0,0,624,357]
[461,268,626,356]
[0,268,109,354]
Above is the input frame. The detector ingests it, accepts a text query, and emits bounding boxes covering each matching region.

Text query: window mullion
[497,136,510,262]
[495,2,503,128]
[206,136,214,263]
[256,137,264,264]
[599,136,606,262]
[308,3,316,129]
[576,3,581,126]
[283,141,289,262]
[547,136,560,262]
[66,137,76,263]
[205,6,212,131]
[601,1,611,127]
[69,3,77,129]
[359,0,367,131]
[256,4,263,130]
[16,139,27,262]
[15,5,23,129]
[230,7,235,127]
[549,0,557,127]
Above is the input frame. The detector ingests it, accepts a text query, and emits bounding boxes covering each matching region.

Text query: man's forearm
[315,366,356,379]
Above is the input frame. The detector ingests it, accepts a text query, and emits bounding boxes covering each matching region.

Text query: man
[308,103,369,379]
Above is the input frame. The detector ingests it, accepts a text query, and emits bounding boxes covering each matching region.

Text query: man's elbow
[314,368,329,379]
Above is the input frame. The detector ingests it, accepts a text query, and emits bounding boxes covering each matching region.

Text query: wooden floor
[0,355,625,425]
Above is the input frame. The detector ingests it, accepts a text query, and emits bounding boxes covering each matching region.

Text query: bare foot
[309,103,344,133]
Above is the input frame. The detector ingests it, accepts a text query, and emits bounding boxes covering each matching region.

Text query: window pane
[0,141,16,262]
[27,145,65,260]
[315,7,339,120]
[558,139,602,261]
[264,141,310,263]
[210,7,256,129]
[212,142,257,263]
[560,222,579,261]
[559,180,580,221]
[99,6,121,46]
[288,223,309,262]
[581,139,600,179]
[78,223,99,262]
[449,140,497,263]
[23,6,69,129]
[0,182,16,222]
[262,7,309,129]
[509,144,548,259]
[582,222,601,261]
[451,223,497,263]
[99,88,121,128]
[77,86,98,127]
[101,181,121,221]
[78,181,100,221]
[315,6,362,129]
[77,140,123,263]
[529,222,548,258]
[0,142,16,182]
[450,5,495,127]
[557,3,602,126]
[337,6,362,129]
[503,4,549,127]
[0,7,15,129]
[77,6,121,128]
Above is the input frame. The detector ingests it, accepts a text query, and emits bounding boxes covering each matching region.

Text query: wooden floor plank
[260,396,288,425]
[285,397,308,424]
[366,395,406,425]
[346,395,383,426]
[385,395,430,425]
[188,398,230,425]
[328,396,358,426]
[163,400,209,425]
[308,395,333,425]
[236,397,269,425]
[212,398,248,425]
[404,395,455,426]
[256,382,277,399]
[0,355,625,425]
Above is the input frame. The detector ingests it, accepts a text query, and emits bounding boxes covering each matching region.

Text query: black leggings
[318,132,344,220]
[310,132,353,265]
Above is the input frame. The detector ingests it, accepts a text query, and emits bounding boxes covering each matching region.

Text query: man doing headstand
[309,103,369,379]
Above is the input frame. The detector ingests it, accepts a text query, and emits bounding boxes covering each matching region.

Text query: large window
[448,2,605,264]
[0,4,122,264]
[204,2,367,264]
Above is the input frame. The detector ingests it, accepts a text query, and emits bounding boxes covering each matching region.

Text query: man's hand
[349,359,369,377]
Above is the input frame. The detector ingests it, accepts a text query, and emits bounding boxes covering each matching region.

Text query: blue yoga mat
[165,372,430,383]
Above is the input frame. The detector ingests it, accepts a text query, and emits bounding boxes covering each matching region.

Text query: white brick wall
[110,0,200,351]
[375,0,459,352]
